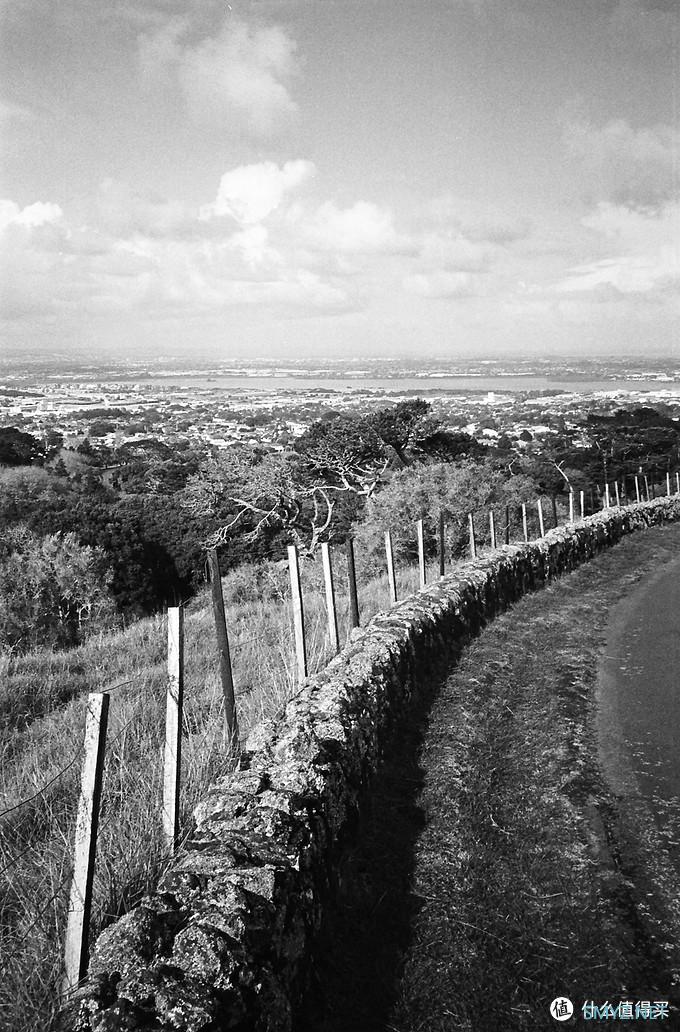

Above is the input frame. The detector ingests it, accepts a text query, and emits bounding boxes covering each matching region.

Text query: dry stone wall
[60,498,680,1032]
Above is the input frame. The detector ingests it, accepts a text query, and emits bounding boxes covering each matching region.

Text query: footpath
[300,522,680,1032]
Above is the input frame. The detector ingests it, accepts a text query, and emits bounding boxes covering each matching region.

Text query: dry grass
[0,550,425,1032]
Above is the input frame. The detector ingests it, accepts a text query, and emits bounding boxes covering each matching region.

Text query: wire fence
[1,473,679,1029]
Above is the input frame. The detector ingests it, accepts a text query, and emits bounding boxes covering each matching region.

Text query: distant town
[2,356,679,462]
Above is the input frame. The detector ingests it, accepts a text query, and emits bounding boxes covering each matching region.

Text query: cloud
[201,160,315,224]
[138,16,300,138]
[423,195,531,245]
[562,114,680,207]
[555,201,680,297]
[0,98,35,124]
[608,0,679,53]
[0,199,63,232]
[403,270,476,299]
[94,179,198,238]
[305,201,413,254]
[419,232,490,272]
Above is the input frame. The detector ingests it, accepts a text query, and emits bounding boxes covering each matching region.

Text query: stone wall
[60,498,680,1031]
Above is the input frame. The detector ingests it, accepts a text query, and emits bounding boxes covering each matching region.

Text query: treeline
[0,401,678,655]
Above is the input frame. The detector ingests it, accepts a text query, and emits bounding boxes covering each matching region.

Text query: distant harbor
[134,373,680,396]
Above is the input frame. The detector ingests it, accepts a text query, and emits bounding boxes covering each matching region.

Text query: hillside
[0,555,421,1032]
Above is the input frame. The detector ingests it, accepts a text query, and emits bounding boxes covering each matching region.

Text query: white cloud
[305,201,413,254]
[0,200,63,232]
[563,114,680,207]
[201,160,315,224]
[139,16,300,138]
[403,270,475,299]
[419,232,490,272]
[94,179,198,237]
[556,201,680,297]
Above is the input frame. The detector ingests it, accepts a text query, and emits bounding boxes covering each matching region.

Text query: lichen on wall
[59,497,680,1032]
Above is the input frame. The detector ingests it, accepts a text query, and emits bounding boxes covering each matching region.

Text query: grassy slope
[0,554,422,1032]
[301,523,680,1032]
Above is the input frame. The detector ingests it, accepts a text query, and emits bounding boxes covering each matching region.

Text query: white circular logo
[550,997,574,1021]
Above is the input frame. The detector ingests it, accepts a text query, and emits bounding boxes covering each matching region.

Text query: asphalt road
[598,548,680,869]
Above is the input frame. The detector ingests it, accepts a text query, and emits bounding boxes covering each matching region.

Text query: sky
[0,0,678,363]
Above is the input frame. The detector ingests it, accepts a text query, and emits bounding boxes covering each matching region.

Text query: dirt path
[298,522,680,1032]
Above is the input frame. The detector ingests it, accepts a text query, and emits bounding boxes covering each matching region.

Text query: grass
[0,551,423,1032]
[300,522,680,1032]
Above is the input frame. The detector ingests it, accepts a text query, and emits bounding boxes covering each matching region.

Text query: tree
[293,414,389,498]
[0,526,116,654]
[0,427,45,466]
[184,447,337,557]
[354,460,539,572]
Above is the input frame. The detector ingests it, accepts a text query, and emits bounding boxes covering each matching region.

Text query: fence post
[522,503,528,543]
[551,495,559,528]
[504,504,510,545]
[666,472,671,497]
[163,606,184,855]
[644,474,650,501]
[468,513,477,558]
[287,545,308,681]
[489,510,497,550]
[676,472,680,495]
[321,543,340,654]
[417,519,426,589]
[604,483,611,508]
[634,475,641,503]
[63,692,109,992]
[345,537,360,631]
[385,530,398,604]
[207,549,239,746]
[537,498,545,537]
[580,490,585,519]
[569,491,575,523]
[614,481,621,507]
[438,511,446,579]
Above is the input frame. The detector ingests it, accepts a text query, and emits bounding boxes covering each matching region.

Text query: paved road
[598,551,680,872]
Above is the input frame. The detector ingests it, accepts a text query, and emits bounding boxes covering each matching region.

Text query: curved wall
[61,498,680,1031]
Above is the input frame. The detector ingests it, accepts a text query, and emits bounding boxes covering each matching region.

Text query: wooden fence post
[644,474,650,501]
[468,513,477,558]
[438,511,446,579]
[489,510,497,550]
[604,483,611,508]
[345,537,360,631]
[537,498,545,537]
[569,491,575,523]
[208,549,239,746]
[614,481,621,507]
[321,543,340,654]
[63,692,109,992]
[551,495,559,528]
[163,605,184,855]
[287,545,308,681]
[634,475,641,503]
[417,519,426,589]
[676,472,680,495]
[666,472,671,497]
[504,504,510,545]
[522,503,529,543]
[580,490,585,519]
[385,530,398,604]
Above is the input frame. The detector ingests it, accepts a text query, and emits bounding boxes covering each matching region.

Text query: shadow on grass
[296,684,439,1032]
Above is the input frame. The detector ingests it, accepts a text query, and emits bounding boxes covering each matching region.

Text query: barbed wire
[0,741,85,823]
